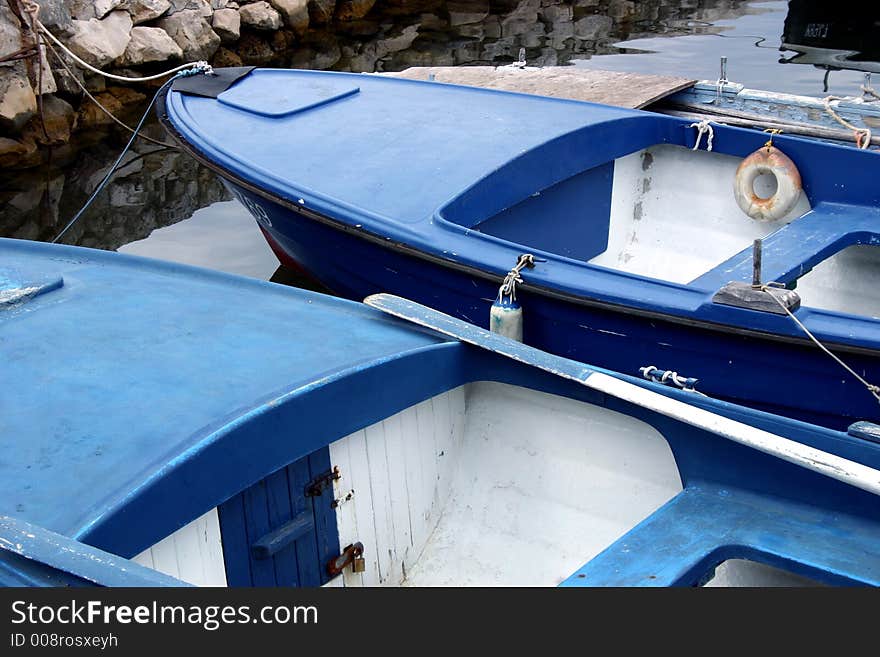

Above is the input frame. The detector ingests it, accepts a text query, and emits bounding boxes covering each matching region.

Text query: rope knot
[689,120,714,151]
[498,253,535,303]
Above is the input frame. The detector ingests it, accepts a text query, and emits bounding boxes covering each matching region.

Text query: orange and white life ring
[733,145,802,222]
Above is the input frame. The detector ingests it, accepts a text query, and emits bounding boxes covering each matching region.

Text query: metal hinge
[305,466,340,497]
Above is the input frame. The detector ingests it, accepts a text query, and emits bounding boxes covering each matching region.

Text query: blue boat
[2,238,879,587]
[159,68,880,430]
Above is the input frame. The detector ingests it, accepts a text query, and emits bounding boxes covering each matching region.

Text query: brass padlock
[327,541,365,577]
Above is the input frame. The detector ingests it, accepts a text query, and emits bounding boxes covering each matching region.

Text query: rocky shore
[0,0,751,169]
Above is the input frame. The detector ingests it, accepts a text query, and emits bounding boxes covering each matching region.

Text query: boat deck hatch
[217,76,360,118]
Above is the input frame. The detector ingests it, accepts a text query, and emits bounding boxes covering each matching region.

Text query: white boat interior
[134,381,819,587]
[463,142,878,320]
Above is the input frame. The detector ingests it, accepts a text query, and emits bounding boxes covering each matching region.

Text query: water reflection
[2,0,878,279]
[0,129,231,250]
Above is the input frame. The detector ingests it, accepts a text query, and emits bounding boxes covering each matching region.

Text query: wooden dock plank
[382,66,695,109]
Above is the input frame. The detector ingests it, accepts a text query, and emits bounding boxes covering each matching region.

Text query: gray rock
[447,0,488,26]
[70,0,126,21]
[67,11,133,69]
[51,65,85,97]
[574,14,612,40]
[126,0,172,25]
[158,10,220,61]
[167,0,213,17]
[25,94,76,145]
[211,8,240,44]
[32,44,57,95]
[0,3,54,96]
[36,0,74,36]
[269,0,309,31]
[117,26,183,65]
[210,0,229,8]
[0,67,37,131]
[335,0,375,21]
[380,23,419,53]
[1,2,23,63]
[239,2,281,30]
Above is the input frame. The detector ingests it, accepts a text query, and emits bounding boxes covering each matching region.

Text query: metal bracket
[327,542,365,577]
[305,466,340,497]
[712,238,800,314]
[712,282,800,314]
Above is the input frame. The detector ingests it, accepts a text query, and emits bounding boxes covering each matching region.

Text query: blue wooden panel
[290,458,322,586]
[307,450,340,585]
[216,493,251,587]
[264,467,299,586]
[218,447,339,587]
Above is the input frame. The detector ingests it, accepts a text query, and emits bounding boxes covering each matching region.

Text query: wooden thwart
[382,66,696,109]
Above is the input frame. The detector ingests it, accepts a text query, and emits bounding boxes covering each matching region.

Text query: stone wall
[0,0,752,168]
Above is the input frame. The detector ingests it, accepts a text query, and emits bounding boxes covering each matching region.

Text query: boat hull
[223,179,879,430]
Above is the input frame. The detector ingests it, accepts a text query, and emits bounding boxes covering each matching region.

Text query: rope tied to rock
[823,96,872,149]
[20,0,215,82]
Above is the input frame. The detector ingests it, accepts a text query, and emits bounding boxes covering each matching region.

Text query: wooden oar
[364,293,880,497]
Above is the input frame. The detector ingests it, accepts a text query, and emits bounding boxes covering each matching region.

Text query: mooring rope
[760,285,880,406]
[689,119,714,151]
[822,96,872,149]
[40,36,177,148]
[51,68,206,244]
[20,0,213,82]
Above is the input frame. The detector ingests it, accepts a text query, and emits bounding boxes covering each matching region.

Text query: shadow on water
[2,0,878,282]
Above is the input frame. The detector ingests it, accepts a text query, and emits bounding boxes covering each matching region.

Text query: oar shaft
[364,293,880,497]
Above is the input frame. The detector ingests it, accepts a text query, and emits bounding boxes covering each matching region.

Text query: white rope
[497,254,535,303]
[689,120,714,151]
[27,6,212,82]
[40,36,177,148]
[761,285,880,406]
[823,96,872,149]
